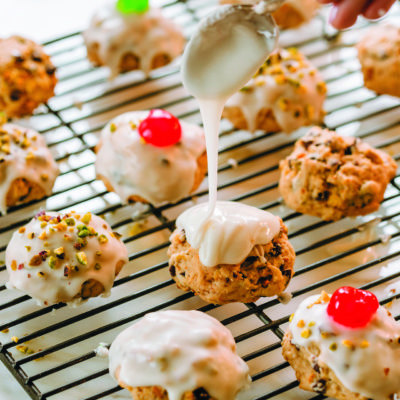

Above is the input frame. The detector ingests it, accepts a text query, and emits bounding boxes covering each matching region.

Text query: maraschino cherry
[327,286,379,329]
[138,109,182,147]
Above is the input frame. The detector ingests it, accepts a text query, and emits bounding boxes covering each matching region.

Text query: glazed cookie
[282,287,400,400]
[168,201,295,305]
[95,110,207,206]
[357,24,400,98]
[279,127,397,221]
[6,211,128,306]
[223,48,326,134]
[220,0,320,29]
[83,5,185,78]
[0,36,57,118]
[109,310,251,400]
[0,123,59,214]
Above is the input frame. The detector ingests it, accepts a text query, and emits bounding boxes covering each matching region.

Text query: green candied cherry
[138,109,182,147]
[327,286,379,329]
[116,0,149,14]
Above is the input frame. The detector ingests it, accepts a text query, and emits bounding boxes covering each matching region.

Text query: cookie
[95,110,207,206]
[219,0,320,29]
[168,201,295,305]
[223,48,326,133]
[109,310,251,400]
[83,6,185,78]
[0,36,57,118]
[357,24,400,98]
[282,288,400,400]
[279,127,397,221]
[6,211,128,306]
[0,123,59,214]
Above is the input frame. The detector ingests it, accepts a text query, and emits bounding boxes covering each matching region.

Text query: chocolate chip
[169,265,176,277]
[316,191,330,201]
[257,274,272,287]
[268,243,282,257]
[312,379,326,394]
[161,158,170,166]
[31,50,43,62]
[282,269,292,280]
[344,146,353,155]
[180,272,186,277]
[11,50,24,63]
[45,65,56,75]
[313,362,321,373]
[193,388,211,399]
[10,90,21,101]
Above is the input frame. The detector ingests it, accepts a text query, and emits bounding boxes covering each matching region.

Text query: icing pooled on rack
[289,291,400,400]
[0,123,59,214]
[109,310,251,400]
[176,200,281,267]
[224,48,326,133]
[95,111,206,206]
[83,6,185,78]
[6,211,128,306]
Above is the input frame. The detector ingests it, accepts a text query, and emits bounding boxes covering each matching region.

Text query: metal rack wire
[1,0,400,399]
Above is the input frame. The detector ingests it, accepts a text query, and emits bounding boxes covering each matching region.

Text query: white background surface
[0,1,113,398]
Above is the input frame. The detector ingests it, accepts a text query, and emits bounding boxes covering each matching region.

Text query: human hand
[317,0,397,29]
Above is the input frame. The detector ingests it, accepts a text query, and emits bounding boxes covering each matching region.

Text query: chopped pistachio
[10,260,17,271]
[16,345,34,355]
[96,251,102,257]
[342,339,354,349]
[54,247,65,259]
[329,343,337,351]
[27,232,35,239]
[48,256,58,269]
[129,121,137,130]
[18,227,26,234]
[25,246,31,252]
[297,319,305,328]
[65,218,75,226]
[81,212,92,224]
[1,329,9,333]
[11,336,19,343]
[40,222,47,228]
[308,321,316,327]
[37,271,45,278]
[320,331,330,339]
[76,252,88,265]
[29,255,43,266]
[301,328,312,339]
[360,340,370,348]
[55,221,68,232]
[94,263,102,270]
[38,231,48,240]
[110,123,117,133]
[289,313,294,322]
[25,151,35,161]
[278,98,290,112]
[98,234,108,244]
[40,174,49,182]
[317,81,327,95]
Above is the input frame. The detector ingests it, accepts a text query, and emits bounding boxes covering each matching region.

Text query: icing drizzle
[176,201,281,267]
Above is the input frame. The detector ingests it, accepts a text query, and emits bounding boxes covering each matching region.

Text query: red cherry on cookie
[138,109,182,147]
[327,286,379,328]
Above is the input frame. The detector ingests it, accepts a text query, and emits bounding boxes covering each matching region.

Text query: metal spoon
[181,0,283,99]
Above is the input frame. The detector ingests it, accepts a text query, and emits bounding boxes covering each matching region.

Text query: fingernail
[377,8,386,17]
[329,5,338,25]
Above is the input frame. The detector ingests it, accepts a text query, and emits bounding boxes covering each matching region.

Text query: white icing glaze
[95,111,206,206]
[289,294,400,400]
[225,48,326,133]
[109,310,251,400]
[83,6,185,78]
[0,123,59,214]
[176,200,281,267]
[6,211,128,307]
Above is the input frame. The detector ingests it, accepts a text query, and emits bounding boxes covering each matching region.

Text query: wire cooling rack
[1,1,400,399]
